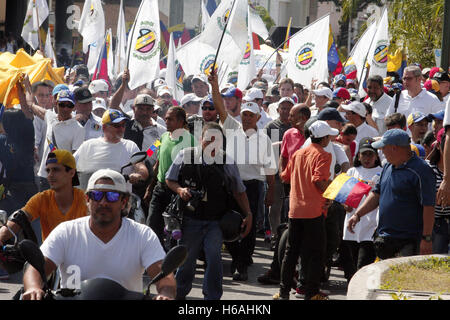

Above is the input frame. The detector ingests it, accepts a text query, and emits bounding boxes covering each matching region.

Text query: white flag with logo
[114,0,127,78]
[126,0,161,90]
[249,4,269,40]
[21,0,49,50]
[287,15,330,88]
[201,0,210,31]
[199,0,248,70]
[237,8,256,90]
[166,33,185,102]
[44,29,57,67]
[78,0,105,53]
[367,8,389,78]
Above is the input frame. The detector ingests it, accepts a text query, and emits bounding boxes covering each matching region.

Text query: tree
[388,0,444,67]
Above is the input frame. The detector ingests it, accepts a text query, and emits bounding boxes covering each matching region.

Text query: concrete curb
[347,254,449,300]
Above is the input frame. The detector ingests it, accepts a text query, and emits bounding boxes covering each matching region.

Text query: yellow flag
[387,48,404,73]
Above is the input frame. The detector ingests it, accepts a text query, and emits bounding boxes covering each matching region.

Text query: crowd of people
[0,47,449,301]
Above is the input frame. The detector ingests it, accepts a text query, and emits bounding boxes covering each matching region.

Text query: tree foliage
[388,0,444,67]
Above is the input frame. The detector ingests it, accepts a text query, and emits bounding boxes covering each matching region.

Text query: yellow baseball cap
[46,150,79,186]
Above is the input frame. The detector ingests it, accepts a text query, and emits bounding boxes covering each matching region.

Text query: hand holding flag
[322,173,372,209]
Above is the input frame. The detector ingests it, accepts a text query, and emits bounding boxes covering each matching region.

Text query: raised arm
[208,71,228,124]
[109,69,129,112]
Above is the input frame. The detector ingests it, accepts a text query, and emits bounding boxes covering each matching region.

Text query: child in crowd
[341,137,382,282]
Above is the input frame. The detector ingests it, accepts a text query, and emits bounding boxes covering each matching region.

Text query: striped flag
[323,173,372,209]
[146,139,161,157]
[283,17,292,50]
[46,137,56,152]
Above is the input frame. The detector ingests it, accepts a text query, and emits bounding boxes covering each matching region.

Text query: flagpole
[67,37,78,82]
[126,0,145,70]
[257,14,330,75]
[212,0,238,76]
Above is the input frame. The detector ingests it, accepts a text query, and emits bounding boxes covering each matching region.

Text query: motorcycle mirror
[0,210,7,226]
[145,245,188,296]
[18,239,48,289]
[129,151,148,165]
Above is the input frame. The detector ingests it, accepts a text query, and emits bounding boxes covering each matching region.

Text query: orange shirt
[280,143,331,219]
[23,188,88,241]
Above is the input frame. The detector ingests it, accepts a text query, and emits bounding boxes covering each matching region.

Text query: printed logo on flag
[134,22,159,60]
[218,8,231,30]
[200,54,218,76]
[372,40,389,68]
[240,42,251,65]
[227,71,238,85]
[295,43,317,71]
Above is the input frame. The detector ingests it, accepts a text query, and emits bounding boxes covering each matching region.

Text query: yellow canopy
[0,49,65,108]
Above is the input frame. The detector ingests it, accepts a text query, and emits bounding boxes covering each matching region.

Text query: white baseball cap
[192,74,208,84]
[341,101,367,117]
[278,96,295,106]
[92,97,107,111]
[240,101,260,115]
[89,79,109,94]
[309,120,339,138]
[86,169,128,194]
[181,93,203,106]
[243,88,264,102]
[157,85,173,97]
[312,87,333,99]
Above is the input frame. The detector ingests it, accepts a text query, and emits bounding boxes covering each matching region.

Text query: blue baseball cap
[201,95,214,107]
[318,107,347,123]
[52,84,69,97]
[427,110,445,121]
[371,129,411,149]
[334,74,346,84]
[56,90,75,105]
[221,87,243,99]
[102,109,128,125]
[391,82,403,90]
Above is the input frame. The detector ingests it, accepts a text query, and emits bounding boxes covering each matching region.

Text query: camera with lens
[185,189,205,212]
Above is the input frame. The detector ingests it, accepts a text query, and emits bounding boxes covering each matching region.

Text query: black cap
[318,107,347,123]
[433,72,450,82]
[359,137,377,153]
[73,87,94,104]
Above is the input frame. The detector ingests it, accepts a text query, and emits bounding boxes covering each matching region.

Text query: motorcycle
[0,211,188,300]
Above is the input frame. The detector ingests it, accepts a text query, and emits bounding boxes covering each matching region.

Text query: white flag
[287,15,330,88]
[349,20,377,86]
[44,29,57,68]
[237,8,256,90]
[367,8,389,78]
[78,0,105,53]
[126,0,161,90]
[249,4,269,40]
[166,34,185,102]
[114,0,127,78]
[201,0,210,31]
[199,0,248,70]
[106,29,115,82]
[21,0,49,50]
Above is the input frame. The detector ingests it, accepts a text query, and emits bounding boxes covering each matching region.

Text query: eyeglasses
[58,103,74,108]
[202,106,215,111]
[87,190,122,203]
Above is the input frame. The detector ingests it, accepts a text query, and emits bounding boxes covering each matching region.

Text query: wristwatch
[422,235,432,242]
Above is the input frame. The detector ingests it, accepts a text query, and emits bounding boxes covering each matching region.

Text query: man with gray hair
[385,65,443,119]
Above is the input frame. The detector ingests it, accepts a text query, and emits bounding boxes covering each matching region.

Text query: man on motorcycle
[22,169,176,300]
[0,150,87,245]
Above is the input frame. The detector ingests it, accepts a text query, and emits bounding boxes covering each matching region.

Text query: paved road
[0,235,348,300]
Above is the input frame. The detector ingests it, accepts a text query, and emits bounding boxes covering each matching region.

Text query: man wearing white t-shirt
[74,110,146,191]
[385,65,443,118]
[365,75,392,134]
[22,169,176,300]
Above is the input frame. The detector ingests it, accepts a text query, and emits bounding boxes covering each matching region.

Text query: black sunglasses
[88,190,122,202]
[58,103,74,108]
[202,106,215,111]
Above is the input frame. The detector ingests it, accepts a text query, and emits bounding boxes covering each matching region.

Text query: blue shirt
[373,152,436,240]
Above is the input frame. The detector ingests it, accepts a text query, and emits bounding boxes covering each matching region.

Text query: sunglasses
[202,106,215,111]
[87,190,122,202]
[58,103,74,108]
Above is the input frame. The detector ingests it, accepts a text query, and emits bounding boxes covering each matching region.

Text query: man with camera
[165,122,253,300]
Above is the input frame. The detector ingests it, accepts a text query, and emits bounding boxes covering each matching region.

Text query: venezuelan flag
[47,137,56,152]
[323,173,372,209]
[146,139,161,157]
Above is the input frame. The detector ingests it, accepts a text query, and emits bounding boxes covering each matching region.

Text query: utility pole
[442,0,450,71]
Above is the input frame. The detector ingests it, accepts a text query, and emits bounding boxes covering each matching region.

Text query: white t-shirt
[221,116,277,181]
[444,97,450,127]
[74,137,140,174]
[342,166,382,242]
[40,216,165,292]
[38,111,85,178]
[82,114,103,141]
[385,89,444,118]
[366,93,392,134]
[302,139,349,177]
[257,110,272,130]
[142,121,167,153]
[267,102,279,119]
